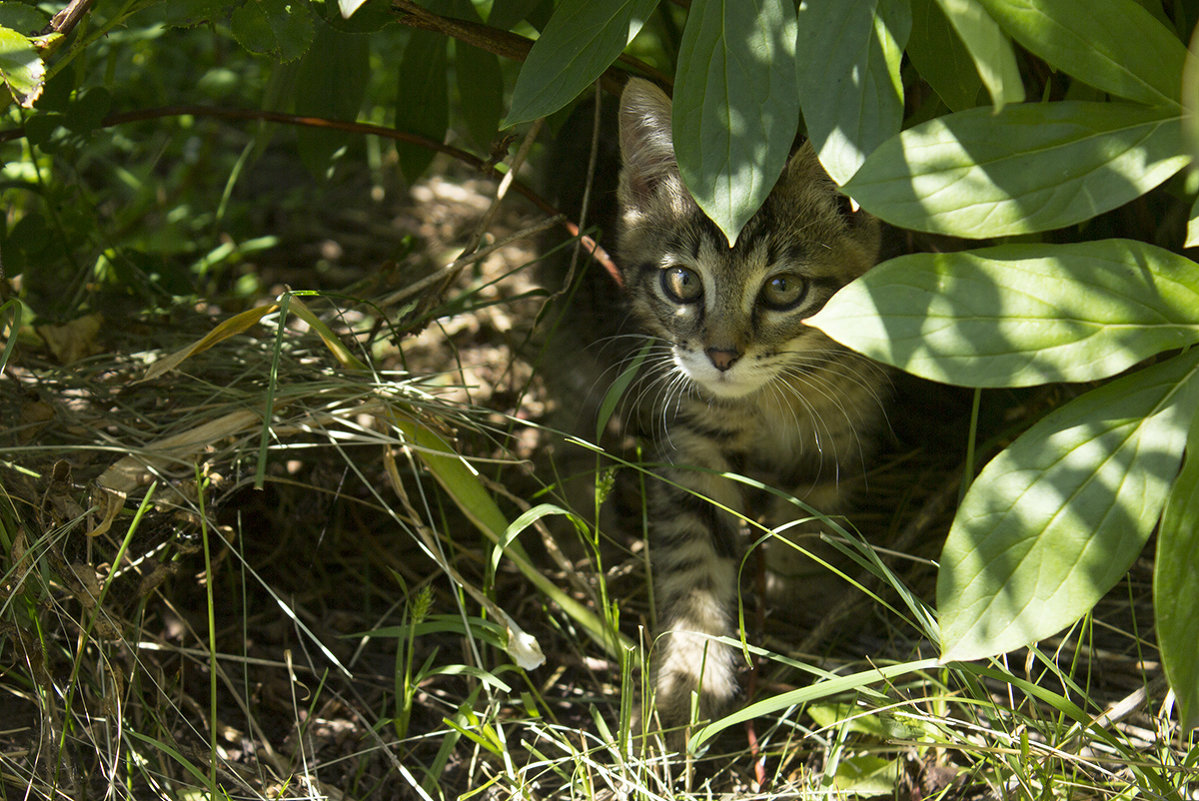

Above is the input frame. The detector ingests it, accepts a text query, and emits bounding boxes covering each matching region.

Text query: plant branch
[44,0,96,37]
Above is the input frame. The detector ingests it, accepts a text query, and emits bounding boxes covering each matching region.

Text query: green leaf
[0,3,50,33]
[293,20,368,176]
[674,0,799,245]
[230,0,315,62]
[796,0,910,185]
[322,0,392,32]
[1155,407,1199,731]
[930,0,1023,109]
[504,0,658,127]
[596,340,652,441]
[906,0,981,111]
[64,86,111,134]
[977,0,1185,108]
[844,101,1188,237]
[806,240,1199,388]
[829,755,900,796]
[937,348,1199,662]
[491,503,573,580]
[23,111,62,146]
[0,26,44,107]
[488,0,544,29]
[455,42,503,149]
[155,0,238,27]
[396,28,448,183]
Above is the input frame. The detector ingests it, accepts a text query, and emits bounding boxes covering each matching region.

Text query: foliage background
[1,0,1198,798]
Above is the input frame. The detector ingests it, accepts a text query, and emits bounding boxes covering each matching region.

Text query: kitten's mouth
[698,376,763,399]
[675,351,770,399]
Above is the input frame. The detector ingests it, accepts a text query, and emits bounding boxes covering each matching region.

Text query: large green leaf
[0,26,43,107]
[455,42,503,150]
[795,0,910,185]
[293,20,369,176]
[674,0,799,245]
[503,0,658,127]
[977,0,1185,108]
[1155,408,1199,731]
[806,240,1199,387]
[937,348,1199,662]
[906,0,981,111]
[843,101,1187,237]
[396,28,448,183]
[930,0,1023,109]
[0,3,50,33]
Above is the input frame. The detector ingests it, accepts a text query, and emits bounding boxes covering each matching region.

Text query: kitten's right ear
[618,78,679,204]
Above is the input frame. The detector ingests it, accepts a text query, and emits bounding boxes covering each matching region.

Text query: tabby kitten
[613,79,887,728]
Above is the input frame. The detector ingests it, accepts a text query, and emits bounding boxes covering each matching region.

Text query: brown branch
[0,104,622,286]
[44,0,96,37]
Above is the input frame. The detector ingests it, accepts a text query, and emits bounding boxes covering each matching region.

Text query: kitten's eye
[760,273,808,310]
[661,265,703,303]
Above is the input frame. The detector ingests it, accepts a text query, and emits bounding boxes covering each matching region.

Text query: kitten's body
[550,79,888,730]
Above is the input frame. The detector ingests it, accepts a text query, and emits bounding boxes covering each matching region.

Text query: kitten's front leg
[649,462,743,731]
[765,478,859,602]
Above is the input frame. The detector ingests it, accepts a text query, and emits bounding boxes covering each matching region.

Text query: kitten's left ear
[618,78,681,205]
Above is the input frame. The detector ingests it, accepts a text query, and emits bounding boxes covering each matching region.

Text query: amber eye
[760,273,807,310]
[661,265,703,303]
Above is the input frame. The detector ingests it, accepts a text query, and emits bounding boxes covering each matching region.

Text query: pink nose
[705,347,741,372]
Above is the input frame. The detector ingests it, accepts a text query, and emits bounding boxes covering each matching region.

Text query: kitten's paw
[652,630,739,741]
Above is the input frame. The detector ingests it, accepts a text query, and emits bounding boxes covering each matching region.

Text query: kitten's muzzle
[705,347,741,372]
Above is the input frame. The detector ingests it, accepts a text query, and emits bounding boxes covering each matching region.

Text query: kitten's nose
[705,347,741,372]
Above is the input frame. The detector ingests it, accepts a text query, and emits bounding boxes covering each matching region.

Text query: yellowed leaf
[138,304,278,383]
[36,313,104,364]
[288,296,367,370]
[97,409,262,493]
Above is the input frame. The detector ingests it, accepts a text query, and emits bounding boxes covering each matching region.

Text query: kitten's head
[616,78,880,400]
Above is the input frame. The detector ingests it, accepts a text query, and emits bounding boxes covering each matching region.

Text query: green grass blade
[596,340,651,442]
[388,408,631,659]
[689,658,940,752]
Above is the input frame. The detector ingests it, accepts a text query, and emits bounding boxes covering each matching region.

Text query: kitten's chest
[675,388,834,479]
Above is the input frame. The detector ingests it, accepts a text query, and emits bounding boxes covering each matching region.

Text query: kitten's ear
[618,78,680,204]
[786,142,865,220]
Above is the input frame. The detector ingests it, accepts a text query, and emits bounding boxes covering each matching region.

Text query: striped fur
[615,79,887,729]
